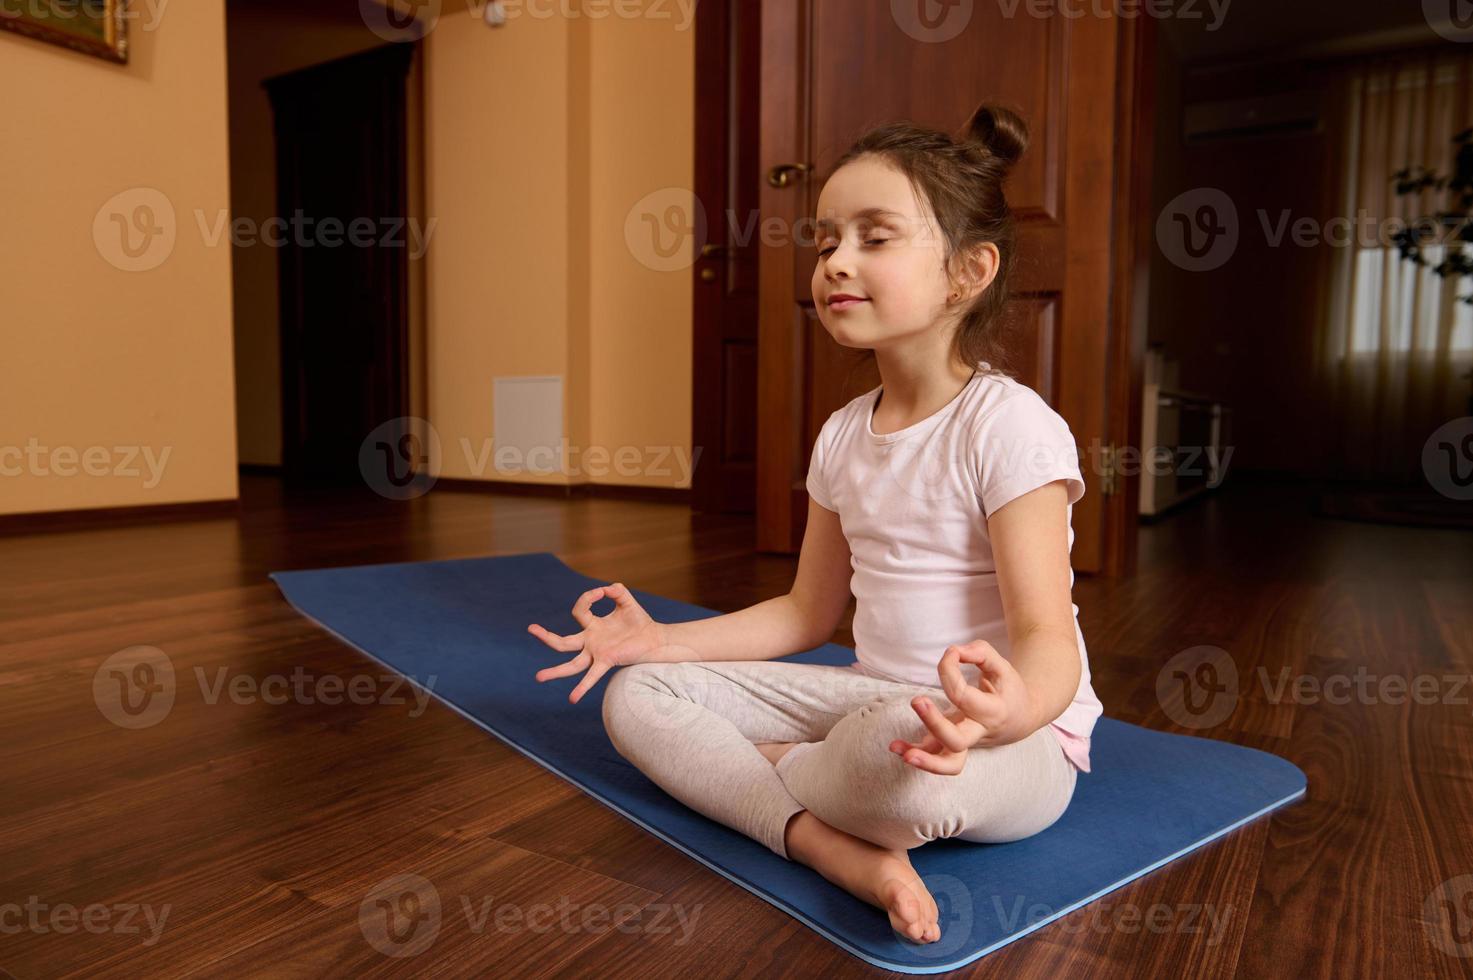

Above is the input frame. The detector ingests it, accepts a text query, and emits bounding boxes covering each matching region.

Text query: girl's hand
[528,582,667,705]
[888,639,1040,775]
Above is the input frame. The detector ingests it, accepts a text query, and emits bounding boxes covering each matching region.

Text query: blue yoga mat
[270,551,1306,974]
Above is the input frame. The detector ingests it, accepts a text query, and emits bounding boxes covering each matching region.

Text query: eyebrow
[814,207,906,234]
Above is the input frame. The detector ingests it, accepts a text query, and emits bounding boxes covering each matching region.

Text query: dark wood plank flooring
[2,476,1471,978]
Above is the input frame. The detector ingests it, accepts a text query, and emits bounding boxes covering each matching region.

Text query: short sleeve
[975,393,1086,517]
[805,419,836,512]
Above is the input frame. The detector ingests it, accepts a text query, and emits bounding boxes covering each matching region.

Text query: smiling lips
[827,293,868,311]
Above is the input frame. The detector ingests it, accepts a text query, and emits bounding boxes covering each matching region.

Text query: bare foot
[754,741,798,766]
[784,810,940,943]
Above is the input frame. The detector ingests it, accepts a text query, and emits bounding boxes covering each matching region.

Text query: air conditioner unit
[1183,91,1323,143]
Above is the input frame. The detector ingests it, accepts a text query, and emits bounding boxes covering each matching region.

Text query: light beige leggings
[601,659,1078,859]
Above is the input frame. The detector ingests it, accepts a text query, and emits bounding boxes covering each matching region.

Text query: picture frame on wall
[0,0,128,64]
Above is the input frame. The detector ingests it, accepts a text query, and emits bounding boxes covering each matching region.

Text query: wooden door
[691,0,762,513]
[755,5,1151,575]
[265,44,414,486]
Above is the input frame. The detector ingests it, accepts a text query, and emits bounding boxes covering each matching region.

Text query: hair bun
[964,104,1028,171]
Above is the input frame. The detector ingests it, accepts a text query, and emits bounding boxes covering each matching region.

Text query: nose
[823,239,856,283]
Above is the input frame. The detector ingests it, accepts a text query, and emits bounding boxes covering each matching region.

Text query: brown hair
[827,103,1029,379]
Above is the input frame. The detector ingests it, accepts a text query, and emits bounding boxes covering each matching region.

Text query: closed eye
[817,238,891,257]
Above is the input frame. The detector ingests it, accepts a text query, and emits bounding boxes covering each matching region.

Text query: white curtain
[1315,50,1473,483]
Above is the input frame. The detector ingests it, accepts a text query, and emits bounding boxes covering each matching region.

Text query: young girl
[527,103,1102,946]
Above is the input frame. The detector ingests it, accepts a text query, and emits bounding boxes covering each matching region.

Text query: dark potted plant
[1391,127,1473,414]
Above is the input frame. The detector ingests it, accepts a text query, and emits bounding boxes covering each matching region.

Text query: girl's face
[810,156,957,352]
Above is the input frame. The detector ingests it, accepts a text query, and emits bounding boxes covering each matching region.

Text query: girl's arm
[987,479,1083,728]
[889,480,1083,770]
[531,497,852,703]
[653,497,853,662]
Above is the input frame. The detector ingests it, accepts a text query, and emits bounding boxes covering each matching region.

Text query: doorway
[264,44,415,486]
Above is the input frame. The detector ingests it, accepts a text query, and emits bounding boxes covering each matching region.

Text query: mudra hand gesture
[888,639,1038,775]
[528,583,668,705]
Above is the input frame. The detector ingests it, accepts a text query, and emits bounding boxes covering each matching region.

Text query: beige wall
[425,3,695,488]
[0,1,239,516]
[586,9,696,488]
[0,0,696,518]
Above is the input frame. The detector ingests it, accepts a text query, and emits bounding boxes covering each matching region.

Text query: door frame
[1105,13,1157,577]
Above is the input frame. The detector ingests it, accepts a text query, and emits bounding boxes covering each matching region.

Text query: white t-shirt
[805,364,1104,772]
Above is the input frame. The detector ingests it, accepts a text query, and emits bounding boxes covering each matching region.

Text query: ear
[953,242,1000,303]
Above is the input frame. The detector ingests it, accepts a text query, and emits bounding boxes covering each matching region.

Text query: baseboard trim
[432,476,690,505]
[0,498,241,537]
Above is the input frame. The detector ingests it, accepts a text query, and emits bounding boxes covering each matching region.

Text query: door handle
[700,243,728,258]
[767,163,812,188]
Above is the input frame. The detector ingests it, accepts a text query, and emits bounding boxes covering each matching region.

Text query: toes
[909,877,941,944]
[882,880,920,937]
[883,877,935,944]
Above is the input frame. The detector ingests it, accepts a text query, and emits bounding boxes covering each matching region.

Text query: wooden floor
[3,475,1471,978]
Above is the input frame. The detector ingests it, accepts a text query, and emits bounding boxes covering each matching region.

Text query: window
[1348,244,1473,355]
